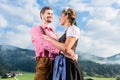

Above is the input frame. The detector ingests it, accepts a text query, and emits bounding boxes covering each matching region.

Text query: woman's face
[60,13,67,26]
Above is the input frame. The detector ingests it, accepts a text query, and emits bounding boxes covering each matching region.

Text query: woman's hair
[62,8,77,25]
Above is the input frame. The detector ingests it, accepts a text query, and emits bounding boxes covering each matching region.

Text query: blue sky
[0,0,120,57]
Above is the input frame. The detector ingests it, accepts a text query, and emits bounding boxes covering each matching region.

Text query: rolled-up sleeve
[31,27,59,54]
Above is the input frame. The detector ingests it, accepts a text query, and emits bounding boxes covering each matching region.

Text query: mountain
[1,45,120,65]
[0,45,35,72]
[78,52,120,64]
[107,53,120,60]
[78,52,105,63]
[1,45,120,77]
[106,53,120,64]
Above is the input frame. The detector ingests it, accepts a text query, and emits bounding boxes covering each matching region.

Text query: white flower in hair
[65,7,70,11]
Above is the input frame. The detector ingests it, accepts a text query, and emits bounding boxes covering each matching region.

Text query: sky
[0,0,120,58]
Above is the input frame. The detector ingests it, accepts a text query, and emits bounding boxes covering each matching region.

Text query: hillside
[0,45,36,72]
[0,45,120,77]
[78,52,120,64]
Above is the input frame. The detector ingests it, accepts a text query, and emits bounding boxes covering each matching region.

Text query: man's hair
[40,6,52,14]
[40,6,52,19]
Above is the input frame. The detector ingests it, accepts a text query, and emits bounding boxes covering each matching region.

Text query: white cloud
[0,0,40,25]
[91,0,115,6]
[0,0,40,49]
[78,16,120,57]
[116,0,120,5]
[48,0,60,4]
[69,0,94,12]
[1,25,32,49]
[0,0,120,57]
[78,32,120,57]
[90,7,119,21]
[43,0,120,57]
[0,15,8,28]
[51,15,60,29]
[67,0,120,57]
[81,17,88,22]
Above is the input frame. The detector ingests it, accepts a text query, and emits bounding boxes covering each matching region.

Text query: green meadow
[1,72,116,80]
[85,77,116,80]
[16,72,34,80]
[0,72,34,80]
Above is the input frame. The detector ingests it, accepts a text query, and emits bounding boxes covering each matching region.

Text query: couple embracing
[31,6,83,80]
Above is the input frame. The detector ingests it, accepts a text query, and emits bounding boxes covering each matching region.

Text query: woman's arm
[43,35,78,60]
[43,35,77,55]
[64,36,77,55]
[43,35,66,52]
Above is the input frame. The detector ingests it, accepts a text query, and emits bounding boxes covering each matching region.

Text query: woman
[43,8,83,80]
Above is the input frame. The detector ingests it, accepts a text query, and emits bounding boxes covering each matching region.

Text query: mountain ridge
[1,45,120,64]
[77,51,120,64]
[0,45,120,77]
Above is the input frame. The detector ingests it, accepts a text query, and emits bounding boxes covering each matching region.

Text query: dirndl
[66,58,83,80]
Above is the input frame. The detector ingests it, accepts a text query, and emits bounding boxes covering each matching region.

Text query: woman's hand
[71,53,78,61]
[64,50,78,61]
[70,50,78,61]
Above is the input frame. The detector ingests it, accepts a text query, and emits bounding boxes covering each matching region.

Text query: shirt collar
[40,24,53,31]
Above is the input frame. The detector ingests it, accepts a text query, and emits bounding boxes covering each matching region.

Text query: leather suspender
[39,26,49,57]
[39,26,46,35]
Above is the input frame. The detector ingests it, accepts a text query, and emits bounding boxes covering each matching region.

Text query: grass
[85,77,116,80]
[0,72,34,80]
[16,72,34,80]
[1,72,116,80]
[0,78,14,80]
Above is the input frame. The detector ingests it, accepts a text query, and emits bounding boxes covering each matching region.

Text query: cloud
[91,0,115,6]
[0,15,8,28]
[0,0,41,49]
[78,29,120,57]
[78,15,120,57]
[0,24,32,49]
[48,0,60,4]
[51,15,60,29]
[69,0,94,12]
[0,0,40,26]
[68,0,120,57]
[117,0,120,5]
[0,0,120,57]
[90,7,119,21]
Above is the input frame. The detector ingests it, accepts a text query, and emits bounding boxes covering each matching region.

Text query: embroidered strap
[39,26,46,35]
[39,26,49,57]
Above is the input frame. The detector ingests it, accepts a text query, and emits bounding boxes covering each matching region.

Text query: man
[31,6,59,80]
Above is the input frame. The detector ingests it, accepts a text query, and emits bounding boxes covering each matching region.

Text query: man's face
[41,9,53,23]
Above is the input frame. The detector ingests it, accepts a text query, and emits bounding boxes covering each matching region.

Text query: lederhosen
[34,27,54,80]
[58,32,84,80]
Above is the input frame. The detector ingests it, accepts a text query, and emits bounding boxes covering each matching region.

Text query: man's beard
[47,20,52,23]
[46,16,52,23]
[43,17,52,23]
